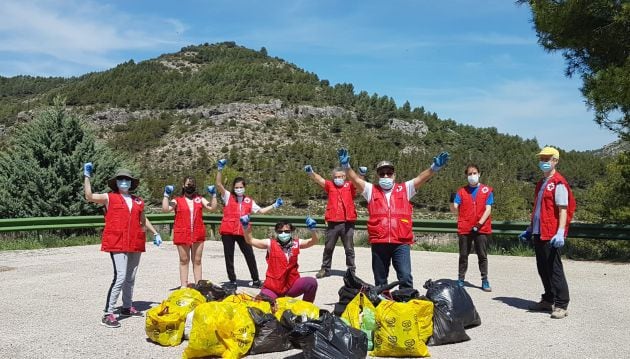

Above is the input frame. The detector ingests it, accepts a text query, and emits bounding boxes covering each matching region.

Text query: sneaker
[529,300,553,312]
[251,280,263,288]
[120,306,143,318]
[101,313,120,328]
[316,269,330,279]
[456,279,465,288]
[481,279,492,292]
[551,307,568,319]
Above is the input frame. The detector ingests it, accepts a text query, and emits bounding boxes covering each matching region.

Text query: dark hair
[464,164,480,175]
[180,176,196,196]
[231,176,247,196]
[274,221,295,232]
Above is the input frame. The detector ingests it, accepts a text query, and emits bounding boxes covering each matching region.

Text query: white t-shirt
[222,192,262,213]
[105,193,132,211]
[362,179,417,204]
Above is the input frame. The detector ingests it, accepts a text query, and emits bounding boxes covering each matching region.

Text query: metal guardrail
[0,214,628,240]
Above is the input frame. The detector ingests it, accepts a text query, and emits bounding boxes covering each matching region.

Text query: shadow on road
[493,296,537,311]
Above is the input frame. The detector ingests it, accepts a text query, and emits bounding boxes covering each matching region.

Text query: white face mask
[378,178,394,190]
[333,178,345,187]
[234,188,245,196]
[467,174,479,186]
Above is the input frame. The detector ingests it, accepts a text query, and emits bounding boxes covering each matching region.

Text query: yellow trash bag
[223,293,272,314]
[166,287,206,315]
[183,301,256,359]
[274,297,319,321]
[341,292,377,350]
[370,299,434,357]
[145,302,187,346]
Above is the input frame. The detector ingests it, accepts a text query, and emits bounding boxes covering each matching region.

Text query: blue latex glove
[550,229,565,248]
[153,233,162,247]
[163,185,174,197]
[83,162,93,178]
[240,214,250,227]
[358,166,368,176]
[206,185,216,196]
[305,216,317,230]
[217,159,227,171]
[304,165,313,174]
[273,198,284,209]
[430,152,450,172]
[337,148,350,168]
[518,229,532,243]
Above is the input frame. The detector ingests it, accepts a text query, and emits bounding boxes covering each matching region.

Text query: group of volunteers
[82,145,574,328]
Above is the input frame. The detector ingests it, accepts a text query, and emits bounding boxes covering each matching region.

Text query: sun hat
[536,146,560,159]
[107,168,139,191]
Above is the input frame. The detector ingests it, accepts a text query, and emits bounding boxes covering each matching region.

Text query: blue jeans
[371,243,413,289]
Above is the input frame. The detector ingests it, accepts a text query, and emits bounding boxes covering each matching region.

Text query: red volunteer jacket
[532,172,576,240]
[456,184,493,235]
[101,192,146,253]
[173,195,206,245]
[367,183,414,244]
[219,195,254,236]
[263,239,300,295]
[324,180,358,222]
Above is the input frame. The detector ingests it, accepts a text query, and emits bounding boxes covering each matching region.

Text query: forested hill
[0,42,612,221]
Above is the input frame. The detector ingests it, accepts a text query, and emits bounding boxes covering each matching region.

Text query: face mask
[277,232,292,244]
[116,179,131,192]
[467,174,479,186]
[234,188,245,196]
[184,186,196,194]
[333,178,345,187]
[378,178,394,190]
[538,161,552,172]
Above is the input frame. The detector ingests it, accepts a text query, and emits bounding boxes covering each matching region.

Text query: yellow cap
[536,146,560,159]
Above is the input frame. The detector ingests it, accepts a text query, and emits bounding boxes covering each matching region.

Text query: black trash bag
[193,280,235,301]
[247,307,293,354]
[280,309,311,349]
[423,278,481,328]
[427,302,471,346]
[391,287,421,302]
[287,310,368,359]
[334,269,400,315]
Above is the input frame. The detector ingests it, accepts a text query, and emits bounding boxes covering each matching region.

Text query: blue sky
[0,0,618,151]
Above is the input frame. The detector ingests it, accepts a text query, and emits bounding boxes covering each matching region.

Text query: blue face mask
[277,232,292,244]
[116,179,131,191]
[333,178,345,187]
[234,188,245,196]
[538,161,552,172]
[379,177,394,190]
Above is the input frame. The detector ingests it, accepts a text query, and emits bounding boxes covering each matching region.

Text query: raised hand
[240,215,250,227]
[430,152,450,172]
[163,185,174,197]
[358,166,368,176]
[206,185,216,196]
[305,216,317,230]
[83,162,93,178]
[217,159,227,171]
[304,165,313,174]
[273,198,284,209]
[337,148,350,168]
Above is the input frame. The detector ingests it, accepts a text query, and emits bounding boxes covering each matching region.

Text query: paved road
[1,240,629,358]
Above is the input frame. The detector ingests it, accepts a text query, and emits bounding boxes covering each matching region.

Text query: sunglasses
[276,230,292,234]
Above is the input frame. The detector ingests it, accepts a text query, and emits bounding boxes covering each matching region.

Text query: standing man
[304,165,364,278]
[339,148,449,289]
[452,164,494,292]
[519,146,575,319]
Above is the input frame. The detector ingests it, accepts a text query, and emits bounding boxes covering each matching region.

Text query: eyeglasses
[277,230,292,234]
[378,171,394,177]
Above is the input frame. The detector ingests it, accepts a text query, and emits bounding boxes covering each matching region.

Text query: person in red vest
[304,165,365,278]
[452,164,494,292]
[240,215,319,302]
[339,148,450,289]
[82,163,161,329]
[216,159,283,288]
[162,177,218,288]
[519,146,575,319]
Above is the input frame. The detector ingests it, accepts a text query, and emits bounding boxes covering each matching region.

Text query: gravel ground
[1,240,629,359]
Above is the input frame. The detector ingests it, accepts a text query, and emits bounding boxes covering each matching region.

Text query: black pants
[458,233,489,281]
[221,234,259,282]
[533,235,570,309]
[320,221,356,271]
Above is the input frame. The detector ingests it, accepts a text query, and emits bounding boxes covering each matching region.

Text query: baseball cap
[536,146,560,159]
[376,161,395,172]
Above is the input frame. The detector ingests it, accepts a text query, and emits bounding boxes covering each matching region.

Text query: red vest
[456,184,493,235]
[532,172,576,240]
[173,195,206,245]
[101,193,146,253]
[324,180,357,222]
[366,183,414,244]
[219,194,253,236]
[263,239,300,295]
